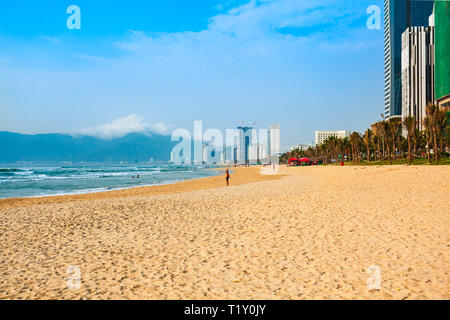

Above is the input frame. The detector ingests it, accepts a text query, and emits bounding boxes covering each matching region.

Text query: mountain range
[0,131,175,163]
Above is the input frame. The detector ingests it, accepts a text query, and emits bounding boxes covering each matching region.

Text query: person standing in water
[225,168,230,186]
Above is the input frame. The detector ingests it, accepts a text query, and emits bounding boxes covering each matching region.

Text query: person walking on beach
[225,168,230,186]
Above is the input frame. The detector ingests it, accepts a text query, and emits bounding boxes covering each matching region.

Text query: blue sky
[0,0,385,149]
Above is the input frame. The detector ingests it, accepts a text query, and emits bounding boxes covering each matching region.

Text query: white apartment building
[314,130,350,146]
[288,144,311,152]
[248,143,268,164]
[268,124,280,157]
[401,25,435,132]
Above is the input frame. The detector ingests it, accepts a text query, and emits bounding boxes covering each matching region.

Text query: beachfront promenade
[0,166,448,299]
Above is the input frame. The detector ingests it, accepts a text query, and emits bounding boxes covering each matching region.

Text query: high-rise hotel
[401,22,435,131]
[400,1,450,131]
[384,0,435,119]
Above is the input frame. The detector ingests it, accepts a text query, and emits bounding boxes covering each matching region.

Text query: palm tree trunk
[392,135,396,160]
[408,136,412,165]
[377,140,380,161]
[366,146,370,163]
[413,141,417,158]
[352,143,355,164]
[386,140,392,165]
[433,129,439,165]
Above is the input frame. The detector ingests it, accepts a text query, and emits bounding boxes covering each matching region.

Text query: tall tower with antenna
[236,121,255,165]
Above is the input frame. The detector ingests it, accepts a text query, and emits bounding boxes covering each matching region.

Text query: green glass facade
[435,2,450,100]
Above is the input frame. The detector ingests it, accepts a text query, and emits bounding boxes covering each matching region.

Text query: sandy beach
[0,165,449,300]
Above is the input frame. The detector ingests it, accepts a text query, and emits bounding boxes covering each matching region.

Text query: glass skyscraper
[384,0,435,118]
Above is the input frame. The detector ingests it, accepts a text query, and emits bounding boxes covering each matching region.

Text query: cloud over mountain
[78,115,171,139]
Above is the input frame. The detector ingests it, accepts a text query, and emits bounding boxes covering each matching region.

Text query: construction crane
[238,121,256,128]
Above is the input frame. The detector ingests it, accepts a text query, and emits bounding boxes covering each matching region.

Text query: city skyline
[171,122,280,165]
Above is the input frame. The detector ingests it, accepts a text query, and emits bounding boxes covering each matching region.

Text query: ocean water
[0,164,219,199]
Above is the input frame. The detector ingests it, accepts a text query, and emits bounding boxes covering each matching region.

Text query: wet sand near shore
[0,165,448,299]
[0,167,280,209]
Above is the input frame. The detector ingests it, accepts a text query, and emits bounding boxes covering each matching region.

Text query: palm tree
[426,104,439,165]
[403,116,416,165]
[372,122,382,161]
[314,145,318,163]
[305,146,310,160]
[437,108,448,157]
[424,116,432,163]
[388,118,400,160]
[444,109,450,154]
[363,129,372,163]
[412,128,420,157]
[316,144,324,163]
[322,141,330,164]
[342,137,351,162]
[381,121,392,164]
[326,136,338,164]
[350,132,361,164]
[337,138,344,163]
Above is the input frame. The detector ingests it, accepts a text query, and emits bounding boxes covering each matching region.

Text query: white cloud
[78,114,171,139]
[208,0,331,33]
[114,0,372,63]
[40,36,62,44]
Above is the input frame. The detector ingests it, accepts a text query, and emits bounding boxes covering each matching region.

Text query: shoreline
[0,166,281,209]
[0,166,222,202]
[0,170,221,200]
